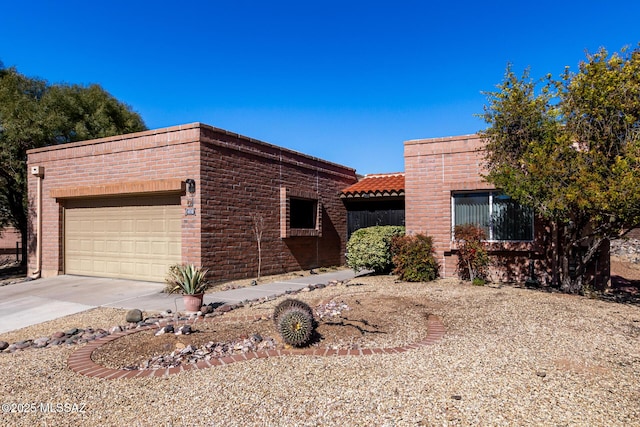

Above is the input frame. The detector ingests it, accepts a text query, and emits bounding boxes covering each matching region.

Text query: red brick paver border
[68,315,445,380]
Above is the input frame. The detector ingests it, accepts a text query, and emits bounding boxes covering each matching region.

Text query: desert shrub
[454,224,490,282]
[346,226,405,273]
[391,233,440,282]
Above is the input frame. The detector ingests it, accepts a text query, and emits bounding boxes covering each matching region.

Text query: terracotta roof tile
[341,173,405,198]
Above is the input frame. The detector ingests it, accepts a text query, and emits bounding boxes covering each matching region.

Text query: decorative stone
[126,309,143,323]
[216,305,232,313]
[0,341,9,351]
[65,328,79,336]
[109,325,123,334]
[33,337,50,347]
[155,324,175,336]
[52,331,65,339]
[15,341,32,349]
[176,325,192,335]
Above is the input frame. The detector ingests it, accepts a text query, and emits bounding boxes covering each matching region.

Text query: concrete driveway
[0,275,168,334]
[0,269,359,334]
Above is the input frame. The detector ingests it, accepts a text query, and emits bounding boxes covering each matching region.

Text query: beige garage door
[64,195,182,282]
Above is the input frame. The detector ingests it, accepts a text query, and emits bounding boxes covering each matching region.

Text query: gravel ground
[1,276,639,426]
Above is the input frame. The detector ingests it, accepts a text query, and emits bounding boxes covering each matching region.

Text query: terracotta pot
[183,293,204,312]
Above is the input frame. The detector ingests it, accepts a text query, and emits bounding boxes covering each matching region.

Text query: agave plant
[165,264,210,294]
[277,305,315,347]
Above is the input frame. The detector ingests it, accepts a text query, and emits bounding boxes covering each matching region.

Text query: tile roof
[341,173,405,198]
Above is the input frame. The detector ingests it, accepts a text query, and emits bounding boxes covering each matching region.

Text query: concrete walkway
[0,269,358,334]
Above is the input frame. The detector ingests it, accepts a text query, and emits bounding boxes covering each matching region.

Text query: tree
[0,65,146,264]
[250,212,265,280]
[480,45,640,293]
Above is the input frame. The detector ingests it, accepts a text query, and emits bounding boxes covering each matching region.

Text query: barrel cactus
[273,298,314,326]
[277,306,315,347]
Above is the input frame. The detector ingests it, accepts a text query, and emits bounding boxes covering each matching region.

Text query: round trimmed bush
[346,226,405,274]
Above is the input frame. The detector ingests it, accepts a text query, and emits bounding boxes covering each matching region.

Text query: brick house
[404,134,610,287]
[26,123,357,282]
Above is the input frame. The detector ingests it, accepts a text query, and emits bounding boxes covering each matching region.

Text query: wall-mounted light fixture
[185,179,196,194]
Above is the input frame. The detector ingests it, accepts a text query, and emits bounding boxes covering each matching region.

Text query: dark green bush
[391,234,440,282]
[346,226,405,274]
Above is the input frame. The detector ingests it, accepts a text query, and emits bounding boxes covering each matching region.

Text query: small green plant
[277,306,315,347]
[273,298,314,326]
[454,224,490,282]
[391,233,440,282]
[472,277,486,286]
[346,226,405,273]
[164,264,210,294]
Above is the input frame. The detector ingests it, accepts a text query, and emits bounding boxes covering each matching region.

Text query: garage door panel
[64,195,182,282]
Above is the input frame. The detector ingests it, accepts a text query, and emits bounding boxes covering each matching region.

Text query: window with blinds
[452,192,533,241]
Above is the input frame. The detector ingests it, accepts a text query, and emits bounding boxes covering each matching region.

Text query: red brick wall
[27,124,202,278]
[198,126,357,282]
[0,226,21,255]
[26,123,357,281]
[404,134,557,283]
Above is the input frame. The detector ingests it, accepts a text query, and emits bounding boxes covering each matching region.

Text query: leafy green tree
[0,65,146,264]
[480,45,640,293]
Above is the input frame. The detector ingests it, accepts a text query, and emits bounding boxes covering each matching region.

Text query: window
[290,198,317,229]
[452,191,533,241]
[280,187,321,238]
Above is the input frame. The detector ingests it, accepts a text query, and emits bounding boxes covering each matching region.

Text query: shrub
[346,226,405,273]
[454,224,490,282]
[391,233,440,282]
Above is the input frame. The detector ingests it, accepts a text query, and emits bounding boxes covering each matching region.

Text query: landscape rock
[126,309,143,323]
[176,325,192,335]
[0,341,8,351]
[15,341,32,350]
[33,337,50,347]
[216,305,232,313]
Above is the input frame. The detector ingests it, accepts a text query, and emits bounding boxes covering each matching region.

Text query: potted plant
[165,264,210,312]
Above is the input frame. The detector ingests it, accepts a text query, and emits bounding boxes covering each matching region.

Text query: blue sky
[1,1,638,174]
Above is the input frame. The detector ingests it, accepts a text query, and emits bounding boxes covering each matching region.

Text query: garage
[64,195,182,282]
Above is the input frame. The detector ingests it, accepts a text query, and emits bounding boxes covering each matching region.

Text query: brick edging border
[68,315,445,380]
